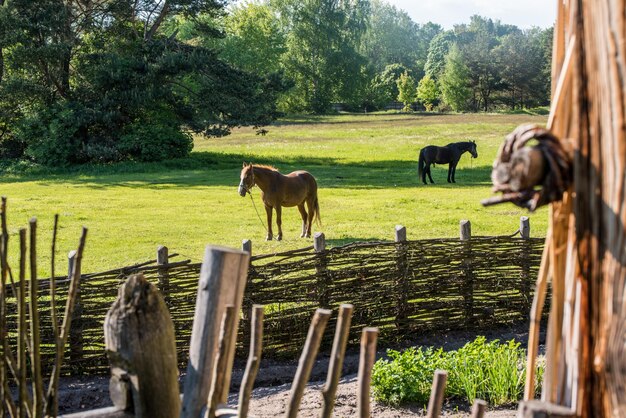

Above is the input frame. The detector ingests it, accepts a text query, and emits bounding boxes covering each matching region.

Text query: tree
[277,0,370,113]
[0,0,284,165]
[416,74,439,111]
[424,31,456,81]
[220,2,286,76]
[439,45,472,111]
[396,71,416,111]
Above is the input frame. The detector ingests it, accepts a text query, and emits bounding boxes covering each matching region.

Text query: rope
[248,191,269,234]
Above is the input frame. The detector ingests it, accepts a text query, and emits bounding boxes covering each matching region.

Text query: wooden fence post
[426,370,448,418]
[238,304,264,418]
[156,245,169,295]
[357,327,379,418]
[520,217,532,312]
[314,233,330,308]
[241,239,253,355]
[460,221,473,326]
[104,273,180,418]
[321,304,354,418]
[180,246,250,418]
[394,225,409,334]
[286,308,332,418]
[68,250,83,369]
[471,399,487,418]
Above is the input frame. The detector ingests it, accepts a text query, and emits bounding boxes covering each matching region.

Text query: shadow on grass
[0,151,493,190]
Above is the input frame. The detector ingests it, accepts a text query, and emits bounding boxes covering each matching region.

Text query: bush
[371,336,544,407]
[118,121,193,162]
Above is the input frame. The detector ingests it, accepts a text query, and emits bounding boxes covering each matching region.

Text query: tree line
[0,0,552,166]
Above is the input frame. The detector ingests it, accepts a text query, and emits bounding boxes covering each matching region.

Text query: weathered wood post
[238,304,264,418]
[286,308,332,418]
[241,239,253,355]
[320,304,354,418]
[104,273,180,418]
[180,246,250,418]
[68,250,83,369]
[470,399,487,418]
[519,217,532,312]
[394,225,409,334]
[357,327,378,418]
[208,305,237,418]
[314,233,330,308]
[426,370,448,418]
[156,245,169,298]
[460,220,473,325]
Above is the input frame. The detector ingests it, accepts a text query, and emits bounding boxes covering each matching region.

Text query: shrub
[118,120,193,162]
[371,336,544,407]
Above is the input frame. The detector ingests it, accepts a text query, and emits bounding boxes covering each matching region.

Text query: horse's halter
[238,166,255,196]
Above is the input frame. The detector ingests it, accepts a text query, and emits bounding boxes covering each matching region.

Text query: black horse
[418,141,478,184]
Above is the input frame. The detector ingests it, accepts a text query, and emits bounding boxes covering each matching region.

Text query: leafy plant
[372,336,544,407]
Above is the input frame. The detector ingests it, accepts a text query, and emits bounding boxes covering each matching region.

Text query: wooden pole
[314,233,330,308]
[237,305,264,418]
[357,327,378,418]
[157,245,169,296]
[320,304,354,418]
[207,305,237,418]
[242,239,252,255]
[28,218,44,417]
[394,225,409,334]
[180,246,250,418]
[285,308,332,418]
[104,273,180,418]
[459,220,471,241]
[520,216,530,239]
[68,249,83,369]
[517,400,575,418]
[426,370,448,418]
[470,399,487,418]
[18,228,31,417]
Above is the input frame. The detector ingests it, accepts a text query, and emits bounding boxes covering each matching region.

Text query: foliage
[416,75,439,111]
[365,63,411,110]
[424,30,457,81]
[396,71,417,112]
[440,45,472,112]
[0,0,284,165]
[372,336,544,407]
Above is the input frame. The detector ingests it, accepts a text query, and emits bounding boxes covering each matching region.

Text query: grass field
[1,112,549,275]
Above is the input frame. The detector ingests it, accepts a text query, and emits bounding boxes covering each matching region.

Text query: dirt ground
[57,324,538,416]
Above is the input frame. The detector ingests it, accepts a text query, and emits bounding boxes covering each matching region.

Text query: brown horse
[238,163,321,241]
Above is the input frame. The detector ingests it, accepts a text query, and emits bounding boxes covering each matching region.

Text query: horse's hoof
[300,233,305,238]
[265,236,273,241]
[276,235,283,241]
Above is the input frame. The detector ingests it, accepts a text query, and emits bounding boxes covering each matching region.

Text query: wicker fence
[5,219,544,375]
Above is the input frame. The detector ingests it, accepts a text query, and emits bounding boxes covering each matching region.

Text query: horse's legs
[297,204,308,238]
[264,204,273,241]
[427,164,434,184]
[275,205,283,241]
[304,199,314,238]
[451,161,457,183]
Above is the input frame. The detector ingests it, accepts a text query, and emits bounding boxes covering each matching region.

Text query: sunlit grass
[0,112,548,275]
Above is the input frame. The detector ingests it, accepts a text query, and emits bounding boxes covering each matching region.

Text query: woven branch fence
[4,219,544,375]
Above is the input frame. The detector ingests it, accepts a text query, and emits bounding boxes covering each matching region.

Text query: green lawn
[1,112,549,276]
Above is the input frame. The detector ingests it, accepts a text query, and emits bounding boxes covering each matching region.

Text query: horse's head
[469,140,478,158]
[238,162,255,197]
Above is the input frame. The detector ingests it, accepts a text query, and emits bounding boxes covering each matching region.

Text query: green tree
[396,71,417,111]
[221,2,286,76]
[364,63,411,109]
[277,0,370,113]
[0,0,284,165]
[439,45,472,111]
[424,31,457,81]
[416,74,440,111]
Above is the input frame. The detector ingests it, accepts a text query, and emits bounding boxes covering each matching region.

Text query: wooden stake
[238,305,264,418]
[104,274,180,418]
[29,218,44,417]
[357,327,378,418]
[470,399,487,418]
[181,246,249,418]
[285,308,332,418]
[18,228,32,416]
[426,370,447,418]
[208,305,237,418]
[320,304,354,418]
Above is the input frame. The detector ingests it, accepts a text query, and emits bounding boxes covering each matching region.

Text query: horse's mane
[252,164,279,171]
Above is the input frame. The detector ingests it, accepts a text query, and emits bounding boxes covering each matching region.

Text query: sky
[384,0,557,30]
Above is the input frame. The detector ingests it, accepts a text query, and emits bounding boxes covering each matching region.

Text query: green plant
[372,336,543,407]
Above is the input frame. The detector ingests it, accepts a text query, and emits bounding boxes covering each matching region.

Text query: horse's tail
[313,194,322,227]
[418,149,425,180]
